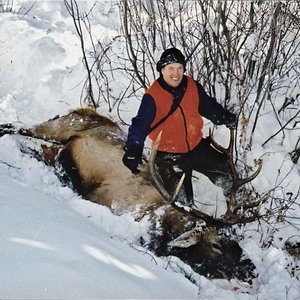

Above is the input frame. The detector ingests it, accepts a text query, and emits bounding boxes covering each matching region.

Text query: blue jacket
[126,75,231,150]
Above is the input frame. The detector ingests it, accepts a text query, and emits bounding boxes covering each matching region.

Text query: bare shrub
[65,0,300,248]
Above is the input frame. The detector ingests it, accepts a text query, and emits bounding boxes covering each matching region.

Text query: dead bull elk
[0,108,266,280]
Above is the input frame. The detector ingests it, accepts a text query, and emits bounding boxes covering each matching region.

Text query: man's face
[161,63,185,88]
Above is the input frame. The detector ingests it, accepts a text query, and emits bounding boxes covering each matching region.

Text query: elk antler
[149,130,268,227]
[148,132,221,223]
[209,129,264,218]
[148,131,187,203]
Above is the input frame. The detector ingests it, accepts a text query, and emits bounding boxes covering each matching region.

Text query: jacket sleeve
[196,82,232,125]
[125,94,156,149]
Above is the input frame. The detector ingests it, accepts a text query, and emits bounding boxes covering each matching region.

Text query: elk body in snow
[0,108,266,280]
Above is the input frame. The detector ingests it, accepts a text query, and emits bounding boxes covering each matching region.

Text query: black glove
[223,111,237,130]
[122,144,143,174]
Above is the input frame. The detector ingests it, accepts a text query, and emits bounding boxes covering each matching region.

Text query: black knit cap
[156,48,186,72]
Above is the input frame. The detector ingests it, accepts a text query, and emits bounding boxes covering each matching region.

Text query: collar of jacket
[157,75,187,97]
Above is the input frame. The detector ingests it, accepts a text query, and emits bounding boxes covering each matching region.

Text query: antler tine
[232,192,269,213]
[209,129,238,209]
[209,128,239,182]
[170,173,186,203]
[237,159,263,187]
[208,128,231,153]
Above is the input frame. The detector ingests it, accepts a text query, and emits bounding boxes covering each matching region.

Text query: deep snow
[0,1,300,299]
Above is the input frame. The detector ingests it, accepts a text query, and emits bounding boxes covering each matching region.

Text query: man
[122,48,236,206]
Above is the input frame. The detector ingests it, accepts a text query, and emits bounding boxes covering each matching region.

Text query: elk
[0,108,267,281]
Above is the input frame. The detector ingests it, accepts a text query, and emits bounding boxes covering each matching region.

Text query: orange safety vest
[148,77,203,153]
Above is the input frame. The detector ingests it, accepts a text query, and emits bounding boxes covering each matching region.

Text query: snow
[0,173,198,299]
[0,1,299,299]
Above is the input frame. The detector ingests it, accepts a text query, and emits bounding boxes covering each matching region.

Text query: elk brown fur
[0,108,257,281]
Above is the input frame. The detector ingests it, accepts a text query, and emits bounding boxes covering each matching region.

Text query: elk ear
[168,221,206,248]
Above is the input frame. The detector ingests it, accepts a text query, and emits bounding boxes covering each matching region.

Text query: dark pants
[155,137,231,205]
